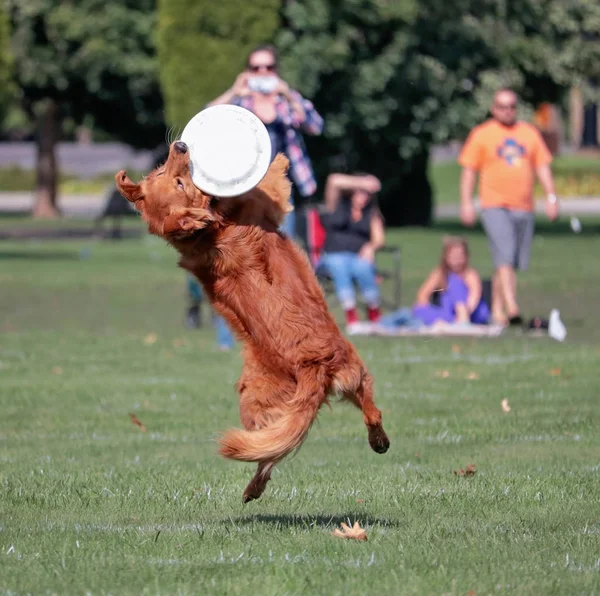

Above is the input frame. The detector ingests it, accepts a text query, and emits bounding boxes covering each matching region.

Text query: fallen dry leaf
[501,399,511,413]
[172,338,187,348]
[466,372,479,380]
[549,367,562,376]
[435,370,451,378]
[452,344,461,354]
[143,333,158,345]
[331,521,368,541]
[129,413,148,432]
[454,463,476,477]
[355,499,365,503]
[51,366,63,375]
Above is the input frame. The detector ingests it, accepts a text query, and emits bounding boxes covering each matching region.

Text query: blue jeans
[279,194,295,238]
[319,252,380,309]
[186,275,235,349]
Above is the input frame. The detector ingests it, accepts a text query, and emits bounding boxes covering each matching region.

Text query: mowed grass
[430,154,600,205]
[1,217,600,595]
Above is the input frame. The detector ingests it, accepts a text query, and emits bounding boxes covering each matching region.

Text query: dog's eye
[176,178,184,190]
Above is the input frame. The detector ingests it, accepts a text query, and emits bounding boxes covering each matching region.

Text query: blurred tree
[278,0,600,225]
[8,0,165,218]
[0,6,14,126]
[156,0,280,128]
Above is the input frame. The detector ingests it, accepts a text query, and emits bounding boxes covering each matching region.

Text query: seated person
[413,236,490,326]
[319,173,385,334]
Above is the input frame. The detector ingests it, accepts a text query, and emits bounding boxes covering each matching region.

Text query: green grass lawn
[1,152,599,202]
[430,154,600,205]
[1,218,600,595]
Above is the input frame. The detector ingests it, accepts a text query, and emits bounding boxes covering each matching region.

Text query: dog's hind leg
[242,461,276,503]
[239,399,278,502]
[236,370,294,503]
[339,369,390,454]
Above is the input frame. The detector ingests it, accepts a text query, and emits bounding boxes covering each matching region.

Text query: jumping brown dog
[116,141,390,502]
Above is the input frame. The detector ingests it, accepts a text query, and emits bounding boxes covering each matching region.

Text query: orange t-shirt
[459,120,552,211]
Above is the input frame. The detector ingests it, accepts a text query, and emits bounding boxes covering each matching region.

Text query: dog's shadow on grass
[231,513,399,529]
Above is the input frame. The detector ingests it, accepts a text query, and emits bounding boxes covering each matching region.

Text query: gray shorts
[480,208,534,271]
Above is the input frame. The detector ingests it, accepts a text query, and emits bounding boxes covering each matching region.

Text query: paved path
[2,192,600,220]
[435,197,600,219]
[2,192,600,219]
[0,142,152,178]
[0,192,107,218]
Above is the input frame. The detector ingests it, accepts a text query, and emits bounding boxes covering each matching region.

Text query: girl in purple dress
[413,237,490,326]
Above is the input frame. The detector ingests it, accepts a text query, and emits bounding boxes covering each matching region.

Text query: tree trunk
[380,150,433,227]
[33,99,60,219]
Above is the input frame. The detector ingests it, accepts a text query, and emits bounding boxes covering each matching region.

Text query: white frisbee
[180,104,272,197]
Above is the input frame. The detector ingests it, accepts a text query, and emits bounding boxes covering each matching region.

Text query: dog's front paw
[368,426,390,454]
[242,489,262,504]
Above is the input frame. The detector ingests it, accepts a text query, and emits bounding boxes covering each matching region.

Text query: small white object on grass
[180,104,272,198]
[570,216,582,234]
[548,309,567,342]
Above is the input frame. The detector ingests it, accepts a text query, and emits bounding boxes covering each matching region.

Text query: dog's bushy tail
[218,370,326,463]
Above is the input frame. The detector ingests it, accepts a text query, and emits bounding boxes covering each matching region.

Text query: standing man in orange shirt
[459,89,559,326]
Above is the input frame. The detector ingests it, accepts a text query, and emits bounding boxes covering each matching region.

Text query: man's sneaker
[548,309,567,342]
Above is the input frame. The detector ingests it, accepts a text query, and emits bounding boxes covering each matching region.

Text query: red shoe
[345,307,359,325]
[367,306,381,322]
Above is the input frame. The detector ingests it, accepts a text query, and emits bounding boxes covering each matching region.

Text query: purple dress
[412,272,490,325]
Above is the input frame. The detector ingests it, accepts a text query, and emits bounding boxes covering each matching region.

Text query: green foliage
[466,0,600,109]
[157,0,280,128]
[0,5,14,124]
[7,0,165,148]
[278,0,600,225]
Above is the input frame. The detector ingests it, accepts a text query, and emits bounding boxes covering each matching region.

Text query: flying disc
[180,104,272,197]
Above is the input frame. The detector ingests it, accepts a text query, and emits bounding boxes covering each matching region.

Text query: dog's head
[116,141,293,242]
[115,141,215,239]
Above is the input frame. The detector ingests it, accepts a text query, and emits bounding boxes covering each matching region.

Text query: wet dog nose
[174,141,188,154]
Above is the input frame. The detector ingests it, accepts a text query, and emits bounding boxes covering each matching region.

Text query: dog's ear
[115,170,143,203]
[162,207,216,237]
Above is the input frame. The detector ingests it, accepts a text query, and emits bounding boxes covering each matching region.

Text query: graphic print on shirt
[497,138,526,167]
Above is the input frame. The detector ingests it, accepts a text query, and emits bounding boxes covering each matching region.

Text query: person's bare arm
[460,167,478,226]
[369,213,385,251]
[415,268,443,306]
[463,269,483,314]
[460,167,477,205]
[207,89,236,107]
[324,174,381,212]
[324,174,345,213]
[536,163,559,221]
[536,163,556,196]
[359,213,385,262]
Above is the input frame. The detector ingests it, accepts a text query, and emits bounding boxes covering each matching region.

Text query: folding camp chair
[296,205,402,310]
